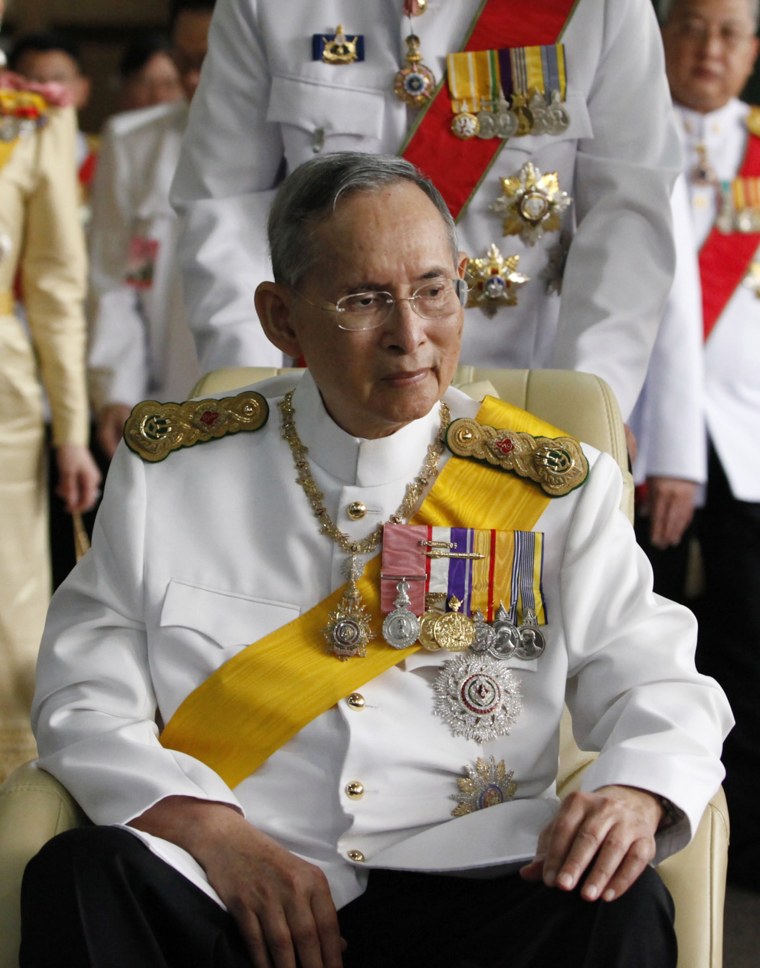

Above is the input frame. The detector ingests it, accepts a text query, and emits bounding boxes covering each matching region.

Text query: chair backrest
[192,366,634,520]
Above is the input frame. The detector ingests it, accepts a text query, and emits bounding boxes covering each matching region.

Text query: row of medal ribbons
[447,44,569,141]
[379,523,547,657]
[716,176,760,233]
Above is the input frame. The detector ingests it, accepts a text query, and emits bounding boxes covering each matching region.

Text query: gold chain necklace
[279,388,450,659]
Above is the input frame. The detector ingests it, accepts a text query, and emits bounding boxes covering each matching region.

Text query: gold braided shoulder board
[124,391,269,463]
[446,416,588,497]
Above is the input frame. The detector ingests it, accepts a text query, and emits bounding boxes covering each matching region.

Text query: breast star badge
[450,756,517,817]
[465,243,529,317]
[491,161,572,246]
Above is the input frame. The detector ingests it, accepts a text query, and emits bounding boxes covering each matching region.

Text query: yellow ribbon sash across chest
[159,396,582,786]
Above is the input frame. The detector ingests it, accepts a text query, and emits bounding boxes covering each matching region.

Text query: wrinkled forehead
[665,0,759,26]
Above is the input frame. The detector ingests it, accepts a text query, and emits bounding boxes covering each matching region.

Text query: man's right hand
[97,403,133,459]
[129,797,346,968]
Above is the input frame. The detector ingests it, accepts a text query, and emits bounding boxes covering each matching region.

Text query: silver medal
[516,608,546,660]
[489,602,520,659]
[382,580,421,649]
[470,610,495,653]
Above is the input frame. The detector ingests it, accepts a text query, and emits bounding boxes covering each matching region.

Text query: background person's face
[662,0,759,113]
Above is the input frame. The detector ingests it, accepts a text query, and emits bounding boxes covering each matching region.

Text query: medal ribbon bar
[402,0,577,220]
[381,523,546,624]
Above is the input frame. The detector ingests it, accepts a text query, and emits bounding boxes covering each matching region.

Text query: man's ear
[457,251,469,278]
[255,282,302,358]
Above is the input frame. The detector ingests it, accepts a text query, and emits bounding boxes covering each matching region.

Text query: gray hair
[267,152,459,288]
[658,0,760,30]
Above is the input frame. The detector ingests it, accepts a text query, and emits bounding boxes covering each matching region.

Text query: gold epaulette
[746,106,760,138]
[446,416,588,497]
[124,391,269,463]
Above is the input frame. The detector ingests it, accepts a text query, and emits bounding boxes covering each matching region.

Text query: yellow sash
[0,292,14,316]
[160,397,570,786]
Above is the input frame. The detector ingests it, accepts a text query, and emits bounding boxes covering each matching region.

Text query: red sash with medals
[699,128,760,341]
[401,0,578,220]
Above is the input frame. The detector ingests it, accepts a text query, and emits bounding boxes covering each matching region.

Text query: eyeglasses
[292,277,469,332]
[667,17,756,49]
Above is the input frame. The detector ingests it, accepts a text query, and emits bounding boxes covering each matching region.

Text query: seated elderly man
[21,153,731,968]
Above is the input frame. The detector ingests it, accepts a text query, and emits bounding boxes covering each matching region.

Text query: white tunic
[33,374,731,911]
[170,0,682,417]
[88,101,200,412]
[633,99,760,502]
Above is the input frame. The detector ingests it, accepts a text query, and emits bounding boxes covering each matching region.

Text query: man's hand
[645,477,697,550]
[519,785,663,902]
[130,797,346,968]
[55,443,102,513]
[97,403,132,459]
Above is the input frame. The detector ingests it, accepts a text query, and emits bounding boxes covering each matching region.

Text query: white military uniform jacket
[33,373,731,911]
[88,101,200,413]
[632,100,760,502]
[171,0,681,418]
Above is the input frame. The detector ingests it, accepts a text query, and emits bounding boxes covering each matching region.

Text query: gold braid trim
[446,416,588,497]
[124,391,269,463]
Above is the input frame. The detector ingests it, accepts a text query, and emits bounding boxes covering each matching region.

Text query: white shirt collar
[289,370,448,487]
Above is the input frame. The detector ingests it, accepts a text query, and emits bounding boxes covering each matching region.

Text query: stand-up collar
[289,371,446,487]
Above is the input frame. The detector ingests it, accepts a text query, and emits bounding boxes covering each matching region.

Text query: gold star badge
[450,756,517,817]
[466,243,529,317]
[491,162,571,246]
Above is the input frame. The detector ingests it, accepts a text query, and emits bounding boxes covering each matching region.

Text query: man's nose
[383,297,427,349]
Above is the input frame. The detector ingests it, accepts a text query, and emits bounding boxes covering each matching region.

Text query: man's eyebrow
[343,268,452,293]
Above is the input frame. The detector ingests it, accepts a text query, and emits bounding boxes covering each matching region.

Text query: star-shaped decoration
[450,756,517,817]
[491,161,572,246]
[466,243,529,317]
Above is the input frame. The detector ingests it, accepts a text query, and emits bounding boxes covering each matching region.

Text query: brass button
[346,692,365,710]
[345,780,365,800]
[346,849,366,863]
[346,501,367,520]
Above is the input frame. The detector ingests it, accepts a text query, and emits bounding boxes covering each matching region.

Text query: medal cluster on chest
[310,12,575,314]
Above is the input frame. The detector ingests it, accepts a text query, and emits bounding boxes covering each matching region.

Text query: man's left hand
[519,785,663,901]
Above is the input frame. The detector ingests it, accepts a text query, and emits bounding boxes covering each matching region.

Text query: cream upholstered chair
[0,368,728,968]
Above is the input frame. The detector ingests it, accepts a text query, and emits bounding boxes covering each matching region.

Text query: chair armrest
[0,761,87,968]
[659,788,729,968]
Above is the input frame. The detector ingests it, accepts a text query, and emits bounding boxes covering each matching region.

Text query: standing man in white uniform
[86,0,211,458]
[22,153,730,968]
[170,0,681,420]
[635,0,760,892]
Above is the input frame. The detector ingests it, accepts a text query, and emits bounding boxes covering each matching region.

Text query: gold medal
[394,34,436,107]
[432,596,475,652]
[451,108,480,140]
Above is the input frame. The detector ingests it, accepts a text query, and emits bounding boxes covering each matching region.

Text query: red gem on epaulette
[494,437,513,455]
[200,410,219,426]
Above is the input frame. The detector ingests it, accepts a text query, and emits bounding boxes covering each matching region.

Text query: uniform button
[345,780,365,800]
[346,692,365,710]
[346,501,367,520]
[346,849,366,863]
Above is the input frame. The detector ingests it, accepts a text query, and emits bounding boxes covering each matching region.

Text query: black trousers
[21,827,676,968]
[696,448,760,891]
